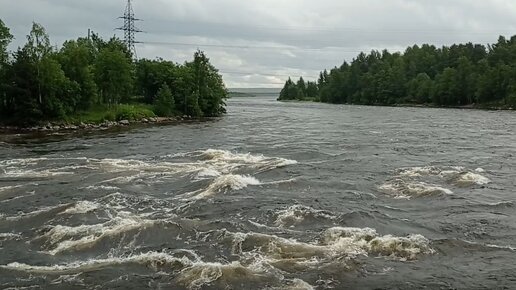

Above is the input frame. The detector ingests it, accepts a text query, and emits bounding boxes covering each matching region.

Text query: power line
[117,0,142,59]
[144,19,515,35]
[219,70,317,78]
[142,41,375,52]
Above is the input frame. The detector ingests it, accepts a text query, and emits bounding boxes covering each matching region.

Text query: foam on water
[40,214,157,255]
[283,279,315,290]
[229,227,433,270]
[1,168,74,178]
[398,166,471,177]
[1,251,194,274]
[455,172,491,186]
[274,205,336,227]
[386,166,491,199]
[379,180,453,199]
[0,185,24,193]
[61,201,100,215]
[4,204,71,221]
[195,167,221,179]
[189,174,261,199]
[84,185,120,191]
[197,149,298,172]
[177,261,269,289]
[0,232,22,240]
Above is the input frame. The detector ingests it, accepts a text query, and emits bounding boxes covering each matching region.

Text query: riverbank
[278,99,515,111]
[0,116,191,134]
[0,104,196,134]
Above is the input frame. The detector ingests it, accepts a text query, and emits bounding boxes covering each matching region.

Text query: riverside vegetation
[278,35,516,109]
[0,20,227,128]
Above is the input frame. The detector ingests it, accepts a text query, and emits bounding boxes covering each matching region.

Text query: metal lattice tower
[117,0,142,59]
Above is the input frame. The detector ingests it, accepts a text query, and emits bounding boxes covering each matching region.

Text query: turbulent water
[0,97,516,289]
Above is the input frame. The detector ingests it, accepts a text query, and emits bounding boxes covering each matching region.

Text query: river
[0,96,515,289]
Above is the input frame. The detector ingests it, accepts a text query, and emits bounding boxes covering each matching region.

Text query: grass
[64,104,156,124]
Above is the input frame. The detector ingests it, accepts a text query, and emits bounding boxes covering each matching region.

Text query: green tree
[26,22,52,105]
[189,50,227,117]
[434,68,459,105]
[0,19,13,113]
[306,81,318,100]
[296,77,306,97]
[94,44,133,105]
[58,40,97,110]
[455,56,476,105]
[153,83,175,116]
[407,73,434,104]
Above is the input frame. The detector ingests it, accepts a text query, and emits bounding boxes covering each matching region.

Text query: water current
[0,96,515,289]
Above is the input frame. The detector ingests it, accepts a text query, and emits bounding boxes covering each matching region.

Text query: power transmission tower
[117,0,142,59]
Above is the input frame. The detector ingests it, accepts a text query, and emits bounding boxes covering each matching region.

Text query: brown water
[0,97,515,289]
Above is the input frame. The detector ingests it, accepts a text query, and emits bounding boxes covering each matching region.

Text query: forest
[278,36,516,108]
[0,20,227,125]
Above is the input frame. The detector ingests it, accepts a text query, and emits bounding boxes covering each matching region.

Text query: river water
[0,96,515,289]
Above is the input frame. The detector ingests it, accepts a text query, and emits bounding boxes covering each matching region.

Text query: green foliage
[0,19,12,65]
[134,50,227,118]
[0,19,13,116]
[58,40,97,110]
[94,43,133,105]
[281,36,516,108]
[0,21,227,125]
[115,104,155,121]
[64,104,154,124]
[153,83,176,117]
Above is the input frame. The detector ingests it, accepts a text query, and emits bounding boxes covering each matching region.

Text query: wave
[397,166,464,177]
[274,205,336,227]
[39,214,157,255]
[0,185,24,193]
[1,251,194,274]
[84,185,120,191]
[397,166,490,184]
[61,201,100,215]
[4,204,73,221]
[1,251,295,290]
[197,149,298,172]
[187,174,261,200]
[229,227,434,271]
[379,179,453,199]
[0,168,74,179]
[177,260,279,290]
[454,172,491,186]
[0,232,21,240]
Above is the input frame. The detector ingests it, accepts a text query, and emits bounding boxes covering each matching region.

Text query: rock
[79,122,87,129]
[141,118,148,123]
[119,120,130,125]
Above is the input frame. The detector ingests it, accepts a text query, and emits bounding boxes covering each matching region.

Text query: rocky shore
[0,116,191,134]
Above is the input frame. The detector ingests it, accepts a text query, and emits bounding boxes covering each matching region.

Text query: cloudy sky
[1,0,516,88]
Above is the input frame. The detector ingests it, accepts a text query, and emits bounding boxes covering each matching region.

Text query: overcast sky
[1,0,516,88]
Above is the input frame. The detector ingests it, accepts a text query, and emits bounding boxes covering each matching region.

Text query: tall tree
[94,43,133,105]
[0,19,13,113]
[58,40,97,110]
[153,83,175,116]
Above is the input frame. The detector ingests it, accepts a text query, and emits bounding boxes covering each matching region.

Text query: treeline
[0,20,227,125]
[278,36,516,108]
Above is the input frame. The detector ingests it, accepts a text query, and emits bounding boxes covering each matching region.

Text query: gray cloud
[1,0,515,87]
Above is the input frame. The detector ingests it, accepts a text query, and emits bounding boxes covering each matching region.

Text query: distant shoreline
[277,99,515,111]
